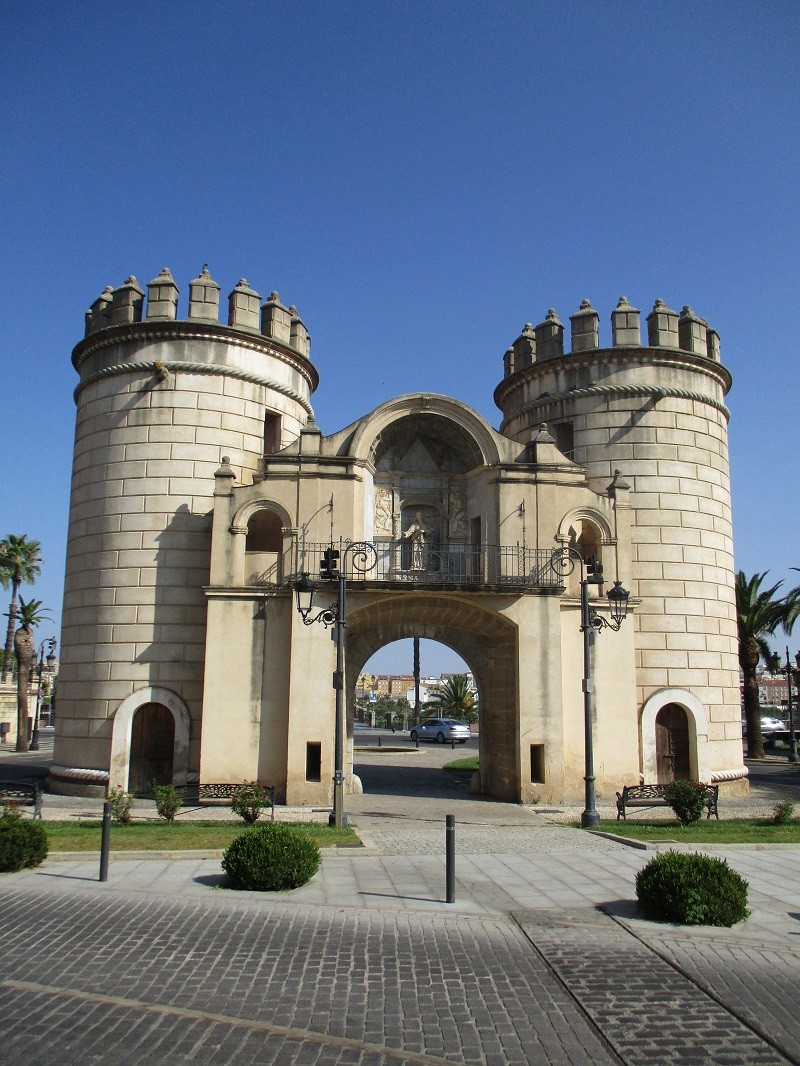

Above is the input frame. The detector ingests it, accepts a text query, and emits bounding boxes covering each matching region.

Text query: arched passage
[346,592,519,800]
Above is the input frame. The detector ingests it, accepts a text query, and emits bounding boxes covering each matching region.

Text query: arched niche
[640,688,710,784]
[109,686,191,792]
[230,499,293,586]
[556,509,614,598]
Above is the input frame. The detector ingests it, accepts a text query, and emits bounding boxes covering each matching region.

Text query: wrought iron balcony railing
[291,541,562,589]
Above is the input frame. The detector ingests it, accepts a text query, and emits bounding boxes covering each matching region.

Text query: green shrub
[773,799,795,825]
[151,780,183,822]
[665,780,707,825]
[636,851,749,926]
[0,806,48,872]
[108,786,134,825]
[231,783,273,824]
[222,824,321,891]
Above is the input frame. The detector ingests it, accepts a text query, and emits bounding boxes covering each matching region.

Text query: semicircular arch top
[346,394,502,470]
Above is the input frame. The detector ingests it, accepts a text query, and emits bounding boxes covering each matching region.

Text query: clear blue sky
[2,1,798,673]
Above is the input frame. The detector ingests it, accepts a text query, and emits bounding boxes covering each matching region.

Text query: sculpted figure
[403,511,427,570]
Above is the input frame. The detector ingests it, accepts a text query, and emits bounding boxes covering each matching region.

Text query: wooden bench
[0,780,43,819]
[186,783,276,820]
[616,783,719,821]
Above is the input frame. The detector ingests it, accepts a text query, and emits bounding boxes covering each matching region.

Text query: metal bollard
[446,814,455,903]
[99,800,111,882]
[378,735,382,748]
[451,738,455,749]
[415,737,419,749]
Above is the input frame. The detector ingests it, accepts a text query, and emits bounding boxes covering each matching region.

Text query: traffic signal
[586,555,604,584]
[320,547,340,579]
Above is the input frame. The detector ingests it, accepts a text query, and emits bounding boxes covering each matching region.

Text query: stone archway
[110,686,191,792]
[346,592,519,800]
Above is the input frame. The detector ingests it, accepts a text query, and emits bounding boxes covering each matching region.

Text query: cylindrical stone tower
[51,266,317,794]
[495,297,744,788]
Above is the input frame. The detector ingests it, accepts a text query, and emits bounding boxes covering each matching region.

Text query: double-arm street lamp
[552,547,630,828]
[294,542,377,828]
[30,637,57,752]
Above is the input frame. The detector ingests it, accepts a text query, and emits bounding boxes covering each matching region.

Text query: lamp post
[294,542,377,828]
[30,637,57,752]
[551,548,630,828]
[789,648,800,763]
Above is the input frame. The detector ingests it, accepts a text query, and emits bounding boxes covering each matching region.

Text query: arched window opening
[246,510,283,553]
[567,519,603,597]
[244,509,285,585]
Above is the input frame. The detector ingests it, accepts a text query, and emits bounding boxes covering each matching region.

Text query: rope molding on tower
[512,383,730,421]
[74,359,316,417]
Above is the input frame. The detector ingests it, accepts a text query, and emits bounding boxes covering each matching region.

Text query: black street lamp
[788,647,800,764]
[294,542,377,828]
[30,637,57,752]
[552,547,630,828]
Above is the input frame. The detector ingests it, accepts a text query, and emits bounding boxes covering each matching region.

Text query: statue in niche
[403,511,428,570]
[374,485,394,537]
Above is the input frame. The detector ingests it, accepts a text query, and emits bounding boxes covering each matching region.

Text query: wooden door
[129,703,175,795]
[655,704,690,783]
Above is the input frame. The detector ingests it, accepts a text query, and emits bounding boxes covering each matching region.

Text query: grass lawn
[442,755,479,773]
[42,820,360,852]
[591,818,800,844]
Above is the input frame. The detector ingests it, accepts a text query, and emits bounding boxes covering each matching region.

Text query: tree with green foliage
[736,571,798,759]
[13,598,49,752]
[1,534,42,683]
[426,675,478,723]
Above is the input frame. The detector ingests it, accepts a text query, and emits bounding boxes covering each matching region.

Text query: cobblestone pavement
[1,887,622,1066]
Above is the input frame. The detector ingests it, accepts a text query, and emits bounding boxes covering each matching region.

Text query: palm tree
[427,675,478,723]
[736,571,796,759]
[0,535,42,683]
[13,597,49,752]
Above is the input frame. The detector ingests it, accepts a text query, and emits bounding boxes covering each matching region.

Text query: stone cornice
[493,345,732,412]
[71,318,319,394]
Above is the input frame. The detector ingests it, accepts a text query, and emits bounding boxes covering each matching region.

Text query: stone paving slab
[613,905,800,1066]
[514,908,793,1065]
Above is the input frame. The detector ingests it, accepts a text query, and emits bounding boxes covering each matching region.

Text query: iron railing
[293,542,562,589]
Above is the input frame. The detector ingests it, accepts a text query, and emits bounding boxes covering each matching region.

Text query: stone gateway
[50,270,744,805]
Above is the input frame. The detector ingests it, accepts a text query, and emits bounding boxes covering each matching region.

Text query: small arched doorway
[655,703,690,783]
[129,703,175,794]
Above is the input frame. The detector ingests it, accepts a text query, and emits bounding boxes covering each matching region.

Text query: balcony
[274,541,564,591]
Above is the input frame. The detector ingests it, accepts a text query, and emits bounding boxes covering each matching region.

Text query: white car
[410,718,471,744]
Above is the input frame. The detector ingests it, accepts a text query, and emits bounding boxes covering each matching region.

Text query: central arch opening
[353,637,480,802]
[345,593,519,802]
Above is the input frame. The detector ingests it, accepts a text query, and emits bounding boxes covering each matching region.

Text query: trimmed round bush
[636,851,749,927]
[664,780,707,825]
[0,818,48,872]
[222,824,321,891]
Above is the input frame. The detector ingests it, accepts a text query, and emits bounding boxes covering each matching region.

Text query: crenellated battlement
[502,297,720,377]
[84,265,311,359]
